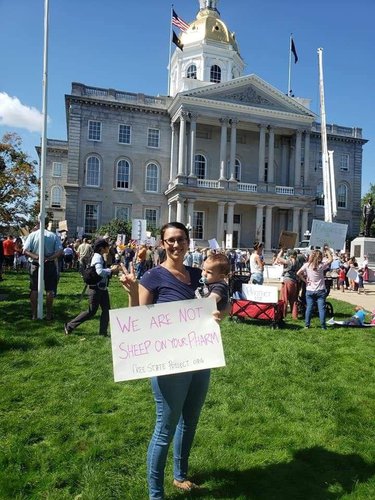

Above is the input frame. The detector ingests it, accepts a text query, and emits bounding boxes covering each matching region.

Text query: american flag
[172,9,189,32]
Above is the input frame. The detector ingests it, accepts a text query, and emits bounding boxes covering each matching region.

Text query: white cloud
[0,92,46,133]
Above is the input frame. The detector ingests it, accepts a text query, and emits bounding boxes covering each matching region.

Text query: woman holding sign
[121,222,225,500]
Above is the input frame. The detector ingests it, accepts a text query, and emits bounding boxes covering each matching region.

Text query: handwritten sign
[310,220,348,250]
[109,297,225,382]
[264,264,283,280]
[242,284,279,303]
[279,230,297,249]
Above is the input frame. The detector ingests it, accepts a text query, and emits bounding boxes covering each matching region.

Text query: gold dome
[181,7,239,53]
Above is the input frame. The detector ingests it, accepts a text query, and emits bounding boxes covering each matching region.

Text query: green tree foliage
[360,183,375,236]
[0,133,39,229]
[97,218,132,241]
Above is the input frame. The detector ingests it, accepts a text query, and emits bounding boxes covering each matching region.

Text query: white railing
[276,185,294,195]
[238,182,257,192]
[197,179,221,189]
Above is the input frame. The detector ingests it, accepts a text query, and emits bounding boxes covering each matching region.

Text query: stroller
[297,277,334,318]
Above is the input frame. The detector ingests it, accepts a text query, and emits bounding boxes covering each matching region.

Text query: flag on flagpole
[172,9,189,32]
[172,30,184,51]
[291,38,298,63]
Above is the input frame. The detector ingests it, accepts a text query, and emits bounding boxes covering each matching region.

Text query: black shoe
[64,323,71,335]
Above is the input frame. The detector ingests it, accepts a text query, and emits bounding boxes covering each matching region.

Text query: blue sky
[1,0,374,196]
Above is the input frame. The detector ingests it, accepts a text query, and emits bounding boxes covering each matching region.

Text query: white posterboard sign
[242,284,279,303]
[346,267,358,281]
[109,297,225,382]
[189,239,195,252]
[225,234,233,250]
[208,238,220,250]
[131,219,147,243]
[310,220,348,251]
[264,264,283,280]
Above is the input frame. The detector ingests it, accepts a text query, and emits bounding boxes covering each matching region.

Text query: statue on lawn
[363,197,375,237]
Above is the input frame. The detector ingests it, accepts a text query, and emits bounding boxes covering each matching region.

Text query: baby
[196,253,230,317]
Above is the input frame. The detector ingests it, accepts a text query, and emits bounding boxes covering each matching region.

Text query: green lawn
[0,270,374,499]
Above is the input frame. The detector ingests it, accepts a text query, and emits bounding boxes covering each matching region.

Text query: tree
[360,183,375,237]
[96,219,132,241]
[0,133,39,230]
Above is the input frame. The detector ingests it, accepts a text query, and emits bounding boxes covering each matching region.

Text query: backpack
[82,264,102,285]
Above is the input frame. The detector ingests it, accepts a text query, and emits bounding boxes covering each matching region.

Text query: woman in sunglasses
[121,222,209,499]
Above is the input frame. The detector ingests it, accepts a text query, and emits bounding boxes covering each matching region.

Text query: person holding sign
[121,222,224,499]
[297,249,333,329]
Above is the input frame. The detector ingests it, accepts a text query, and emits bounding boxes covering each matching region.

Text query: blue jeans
[305,289,326,328]
[251,272,264,285]
[147,369,211,499]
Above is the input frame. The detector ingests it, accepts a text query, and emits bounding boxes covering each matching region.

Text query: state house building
[43,0,367,249]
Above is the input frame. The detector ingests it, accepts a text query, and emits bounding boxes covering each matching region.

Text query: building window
[226,158,241,180]
[339,153,349,171]
[84,203,99,233]
[52,162,62,177]
[119,124,131,144]
[210,64,221,83]
[193,211,204,239]
[88,120,101,141]
[233,214,241,224]
[145,208,158,230]
[194,154,206,179]
[147,128,160,148]
[187,64,197,79]
[115,206,130,221]
[337,184,348,208]
[316,151,322,169]
[316,181,324,206]
[145,163,159,192]
[116,159,131,189]
[85,156,100,187]
[264,161,268,183]
[51,186,62,208]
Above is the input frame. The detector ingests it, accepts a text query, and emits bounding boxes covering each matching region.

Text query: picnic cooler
[230,299,285,326]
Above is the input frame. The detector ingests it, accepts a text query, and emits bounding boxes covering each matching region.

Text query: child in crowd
[356,269,365,294]
[338,266,346,292]
[327,305,368,327]
[195,253,230,317]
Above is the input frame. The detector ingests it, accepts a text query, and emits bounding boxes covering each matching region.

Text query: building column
[294,130,302,187]
[187,199,195,229]
[219,118,229,179]
[227,202,235,246]
[265,205,273,251]
[303,131,310,186]
[216,201,226,245]
[177,111,188,177]
[189,113,198,177]
[302,208,309,238]
[258,124,266,182]
[176,196,185,223]
[267,126,275,184]
[255,204,264,241]
[229,118,238,180]
[168,201,175,222]
[169,122,178,186]
[292,207,300,236]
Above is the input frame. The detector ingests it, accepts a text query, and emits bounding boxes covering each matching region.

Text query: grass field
[0,270,374,499]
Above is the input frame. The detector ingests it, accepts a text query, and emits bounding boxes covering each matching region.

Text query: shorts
[29,261,58,292]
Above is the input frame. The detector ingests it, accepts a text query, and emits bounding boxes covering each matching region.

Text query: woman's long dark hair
[160,222,190,242]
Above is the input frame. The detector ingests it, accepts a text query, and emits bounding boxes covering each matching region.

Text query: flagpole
[167,4,174,96]
[287,33,292,96]
[37,0,50,319]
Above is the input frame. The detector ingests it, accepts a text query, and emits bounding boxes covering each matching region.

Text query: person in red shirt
[3,235,16,270]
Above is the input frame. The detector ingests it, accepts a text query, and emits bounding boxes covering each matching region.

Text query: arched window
[116,159,131,189]
[85,156,100,187]
[316,182,324,206]
[194,154,206,179]
[51,186,62,208]
[234,159,241,181]
[337,184,348,208]
[186,64,197,79]
[145,163,159,192]
[210,64,221,83]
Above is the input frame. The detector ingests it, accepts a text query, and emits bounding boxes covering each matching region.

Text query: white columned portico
[227,202,235,244]
[258,125,266,182]
[268,126,275,183]
[177,111,188,177]
[294,130,302,187]
[265,206,273,251]
[187,199,195,229]
[303,131,310,186]
[302,208,309,237]
[189,113,198,177]
[292,207,300,236]
[176,196,185,223]
[169,122,178,186]
[219,118,229,179]
[229,118,238,180]
[216,202,226,245]
[168,201,176,222]
[255,204,264,241]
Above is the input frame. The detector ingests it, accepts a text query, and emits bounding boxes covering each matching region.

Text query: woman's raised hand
[119,262,138,295]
